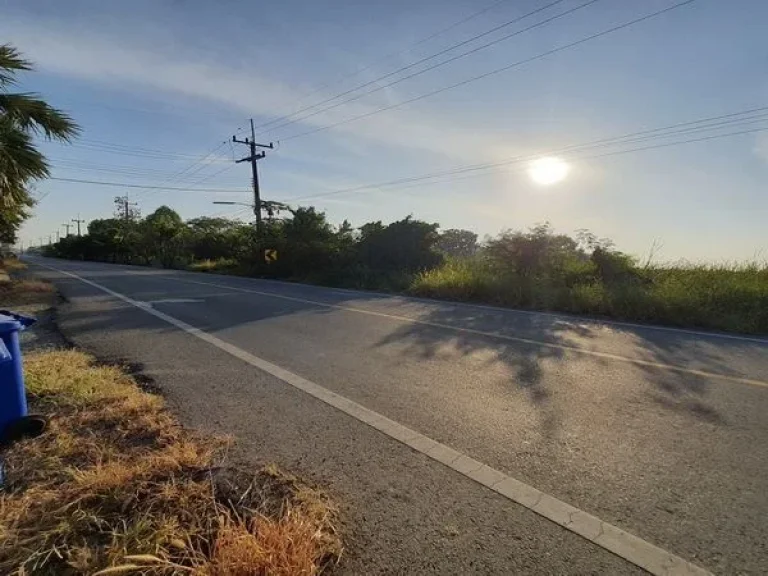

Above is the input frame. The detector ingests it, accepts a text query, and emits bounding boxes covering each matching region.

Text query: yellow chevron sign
[264,249,278,263]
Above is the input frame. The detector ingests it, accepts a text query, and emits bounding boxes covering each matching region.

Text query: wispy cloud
[2,16,512,165]
[753,133,768,164]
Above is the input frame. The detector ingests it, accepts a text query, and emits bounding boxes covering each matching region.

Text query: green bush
[46,208,768,335]
[410,257,500,302]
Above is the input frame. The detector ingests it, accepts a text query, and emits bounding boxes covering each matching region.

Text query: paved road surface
[23,257,768,575]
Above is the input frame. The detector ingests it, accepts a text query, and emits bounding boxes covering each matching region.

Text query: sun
[528,157,570,186]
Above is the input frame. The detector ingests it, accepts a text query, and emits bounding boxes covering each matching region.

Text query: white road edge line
[38,261,712,576]
[33,256,768,344]
[277,281,768,345]
[171,276,768,390]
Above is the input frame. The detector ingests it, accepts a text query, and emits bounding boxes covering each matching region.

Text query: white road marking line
[163,265,768,345]
[38,261,712,576]
[317,284,768,344]
[170,276,768,390]
[31,256,768,344]
[142,298,204,306]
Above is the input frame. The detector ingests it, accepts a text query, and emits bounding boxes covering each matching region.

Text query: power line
[53,166,194,181]
[50,157,192,173]
[184,163,238,188]
[50,160,214,180]
[68,141,214,161]
[48,176,250,194]
[426,108,768,184]
[295,126,768,204]
[152,130,254,190]
[266,0,600,136]
[132,140,231,201]
[255,0,574,134]
[77,138,209,156]
[270,0,515,120]
[280,0,698,142]
[49,143,236,201]
[284,106,766,203]
[579,126,768,163]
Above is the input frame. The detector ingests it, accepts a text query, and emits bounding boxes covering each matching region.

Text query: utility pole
[55,230,60,242]
[72,214,85,236]
[114,196,139,221]
[62,223,72,237]
[48,235,52,246]
[232,119,273,245]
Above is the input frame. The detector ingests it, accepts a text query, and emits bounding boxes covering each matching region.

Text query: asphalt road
[22,257,768,575]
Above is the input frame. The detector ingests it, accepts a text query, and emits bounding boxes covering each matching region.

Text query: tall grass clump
[411,257,501,302]
[410,225,768,335]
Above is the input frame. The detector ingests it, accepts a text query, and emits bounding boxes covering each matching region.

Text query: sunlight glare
[528,157,570,186]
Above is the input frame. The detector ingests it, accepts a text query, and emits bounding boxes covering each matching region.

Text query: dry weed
[0,350,340,575]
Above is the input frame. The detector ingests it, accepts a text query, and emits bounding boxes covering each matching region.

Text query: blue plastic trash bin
[0,310,36,437]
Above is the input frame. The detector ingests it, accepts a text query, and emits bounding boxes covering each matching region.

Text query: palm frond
[0,117,50,205]
[0,44,32,87]
[0,93,80,140]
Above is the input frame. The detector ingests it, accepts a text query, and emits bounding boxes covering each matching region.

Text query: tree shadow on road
[372,300,768,431]
[599,324,768,427]
[374,305,599,438]
[47,264,768,431]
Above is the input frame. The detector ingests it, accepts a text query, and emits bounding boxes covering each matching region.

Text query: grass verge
[1,258,57,306]
[411,258,768,334]
[0,319,341,574]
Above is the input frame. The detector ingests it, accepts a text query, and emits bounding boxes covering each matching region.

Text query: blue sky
[2,0,766,261]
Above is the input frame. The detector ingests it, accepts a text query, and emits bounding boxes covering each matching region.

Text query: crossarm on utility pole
[231,119,274,257]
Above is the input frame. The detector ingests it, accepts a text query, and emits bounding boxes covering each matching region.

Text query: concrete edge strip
[173,276,768,390]
[38,262,712,576]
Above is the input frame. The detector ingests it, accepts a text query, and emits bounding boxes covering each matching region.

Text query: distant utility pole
[232,119,273,242]
[72,214,85,236]
[114,196,139,221]
[55,230,60,242]
[62,223,72,237]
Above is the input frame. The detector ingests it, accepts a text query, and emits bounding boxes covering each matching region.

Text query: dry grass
[187,259,240,275]
[0,350,341,575]
[1,257,28,272]
[0,258,55,306]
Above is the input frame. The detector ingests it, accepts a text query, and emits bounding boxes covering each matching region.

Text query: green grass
[410,258,768,334]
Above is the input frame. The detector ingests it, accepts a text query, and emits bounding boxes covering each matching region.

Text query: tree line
[43,204,480,288]
[43,203,644,296]
[43,204,768,334]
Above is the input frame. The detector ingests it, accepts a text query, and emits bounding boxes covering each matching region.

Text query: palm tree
[1,43,79,239]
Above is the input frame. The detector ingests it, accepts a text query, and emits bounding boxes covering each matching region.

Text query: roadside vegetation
[0,256,55,304]
[0,263,341,575]
[41,210,768,335]
[4,44,765,335]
